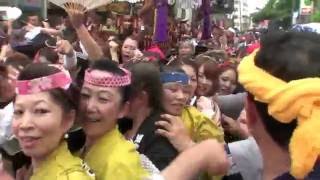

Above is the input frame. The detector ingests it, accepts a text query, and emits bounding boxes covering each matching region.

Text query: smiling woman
[12,63,94,180]
[78,60,148,180]
[160,67,191,116]
[218,64,238,95]
[157,64,225,180]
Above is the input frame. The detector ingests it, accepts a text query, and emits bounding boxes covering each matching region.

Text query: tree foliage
[252,0,300,23]
[311,11,320,22]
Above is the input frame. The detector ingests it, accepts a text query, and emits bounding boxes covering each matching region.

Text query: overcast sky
[248,0,269,13]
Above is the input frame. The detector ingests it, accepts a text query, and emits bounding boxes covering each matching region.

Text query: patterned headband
[16,68,72,95]
[160,72,189,85]
[84,68,131,87]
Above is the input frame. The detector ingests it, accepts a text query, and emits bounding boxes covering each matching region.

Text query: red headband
[16,69,72,95]
[84,68,131,87]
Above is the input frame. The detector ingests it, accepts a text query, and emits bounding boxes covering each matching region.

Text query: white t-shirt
[228,137,263,180]
[0,102,14,145]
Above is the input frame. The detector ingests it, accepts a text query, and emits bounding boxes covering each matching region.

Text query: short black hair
[90,60,131,104]
[169,57,199,78]
[167,57,199,85]
[38,47,59,64]
[159,63,185,74]
[90,59,126,76]
[252,31,320,149]
[125,62,163,111]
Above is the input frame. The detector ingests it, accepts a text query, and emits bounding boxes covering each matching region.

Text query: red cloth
[246,42,260,54]
[147,45,165,59]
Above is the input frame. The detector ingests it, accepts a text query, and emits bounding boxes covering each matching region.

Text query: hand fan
[49,0,113,12]
[7,7,22,20]
[105,2,131,15]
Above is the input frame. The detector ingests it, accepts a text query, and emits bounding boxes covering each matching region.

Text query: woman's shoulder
[57,145,95,179]
[183,106,212,123]
[182,106,224,142]
[183,106,202,116]
[110,139,141,163]
[105,142,148,179]
[32,143,96,180]
[58,162,96,180]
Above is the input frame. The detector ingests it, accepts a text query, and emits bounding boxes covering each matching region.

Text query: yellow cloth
[238,50,320,179]
[182,106,225,180]
[31,142,95,180]
[182,106,225,143]
[84,128,148,180]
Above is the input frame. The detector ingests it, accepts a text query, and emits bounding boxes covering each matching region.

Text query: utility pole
[42,0,48,19]
[239,0,242,31]
[292,0,297,24]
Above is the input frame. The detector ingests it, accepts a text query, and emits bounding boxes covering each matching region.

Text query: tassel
[153,0,168,43]
[201,0,211,40]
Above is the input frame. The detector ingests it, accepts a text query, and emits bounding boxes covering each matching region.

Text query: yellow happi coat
[182,106,225,180]
[182,106,224,143]
[31,142,95,180]
[84,128,148,180]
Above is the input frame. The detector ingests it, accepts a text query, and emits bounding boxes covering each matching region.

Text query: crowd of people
[0,2,320,180]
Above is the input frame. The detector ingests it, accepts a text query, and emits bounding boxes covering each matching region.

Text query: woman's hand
[221,114,249,139]
[130,49,145,63]
[156,114,195,152]
[0,44,11,62]
[66,8,103,61]
[196,96,213,112]
[42,20,50,28]
[15,165,32,180]
[56,40,74,57]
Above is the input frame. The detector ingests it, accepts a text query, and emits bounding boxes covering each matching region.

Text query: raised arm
[160,140,229,180]
[40,27,63,37]
[67,10,104,61]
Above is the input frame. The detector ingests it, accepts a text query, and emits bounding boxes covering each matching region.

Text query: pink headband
[16,69,72,95]
[84,68,131,87]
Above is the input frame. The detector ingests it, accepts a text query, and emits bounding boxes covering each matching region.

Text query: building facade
[0,0,17,6]
[0,0,46,18]
[233,0,250,31]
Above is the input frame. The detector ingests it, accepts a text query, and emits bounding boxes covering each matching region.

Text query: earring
[64,133,69,139]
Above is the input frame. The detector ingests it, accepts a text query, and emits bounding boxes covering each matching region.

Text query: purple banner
[154,0,168,42]
[201,0,211,40]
